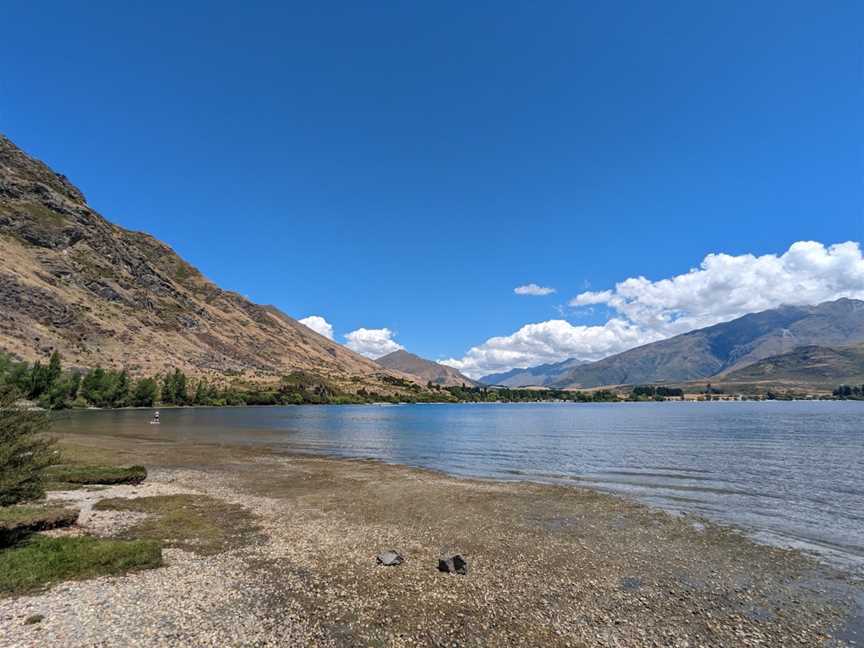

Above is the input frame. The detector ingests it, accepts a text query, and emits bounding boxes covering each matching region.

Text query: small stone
[438,554,468,575]
[376,550,403,566]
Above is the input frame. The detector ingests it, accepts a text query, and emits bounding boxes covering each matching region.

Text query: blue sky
[3,2,863,376]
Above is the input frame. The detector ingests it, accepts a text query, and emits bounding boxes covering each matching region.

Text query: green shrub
[0,387,58,505]
[80,367,130,408]
[129,377,158,407]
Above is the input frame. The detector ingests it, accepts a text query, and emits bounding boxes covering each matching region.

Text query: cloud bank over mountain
[344,327,404,359]
[298,316,405,360]
[443,241,864,378]
[298,315,334,340]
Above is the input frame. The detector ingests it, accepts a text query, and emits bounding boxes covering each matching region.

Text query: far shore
[32,395,864,414]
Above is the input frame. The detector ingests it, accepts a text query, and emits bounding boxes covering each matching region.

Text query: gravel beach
[1,433,861,647]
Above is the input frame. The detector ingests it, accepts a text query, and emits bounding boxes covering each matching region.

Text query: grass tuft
[45,465,147,488]
[94,494,258,555]
[0,535,162,597]
[0,505,79,547]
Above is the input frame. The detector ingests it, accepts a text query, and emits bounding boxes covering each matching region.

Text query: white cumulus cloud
[443,241,864,378]
[344,327,404,359]
[570,240,864,336]
[514,283,556,296]
[440,318,657,378]
[298,315,334,340]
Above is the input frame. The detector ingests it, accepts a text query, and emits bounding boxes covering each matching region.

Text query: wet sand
[1,431,862,647]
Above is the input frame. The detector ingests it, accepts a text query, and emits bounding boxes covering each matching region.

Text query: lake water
[52,401,864,575]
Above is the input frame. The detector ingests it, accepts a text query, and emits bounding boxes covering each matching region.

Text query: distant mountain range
[718,343,864,388]
[376,349,477,387]
[481,299,864,391]
[550,299,864,389]
[0,134,414,394]
[3,134,860,396]
[479,357,586,387]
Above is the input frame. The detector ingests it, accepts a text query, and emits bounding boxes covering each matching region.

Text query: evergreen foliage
[130,378,159,407]
[80,367,130,408]
[833,384,864,399]
[630,385,684,400]
[161,369,188,405]
[0,386,58,506]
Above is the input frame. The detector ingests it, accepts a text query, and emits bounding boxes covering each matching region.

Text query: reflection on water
[53,401,864,574]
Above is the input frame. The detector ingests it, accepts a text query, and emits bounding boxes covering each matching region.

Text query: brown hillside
[0,134,411,391]
[376,349,477,387]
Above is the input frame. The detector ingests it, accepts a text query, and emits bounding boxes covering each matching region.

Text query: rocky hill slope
[550,299,864,388]
[376,349,476,387]
[716,343,864,388]
[0,134,411,391]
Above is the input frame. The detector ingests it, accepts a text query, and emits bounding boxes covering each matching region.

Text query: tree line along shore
[0,351,622,409]
[1,351,859,411]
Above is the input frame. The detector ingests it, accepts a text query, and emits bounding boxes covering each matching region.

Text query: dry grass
[46,464,146,488]
[94,494,259,555]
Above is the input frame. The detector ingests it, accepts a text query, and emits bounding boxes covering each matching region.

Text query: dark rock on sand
[376,550,403,566]
[438,554,468,575]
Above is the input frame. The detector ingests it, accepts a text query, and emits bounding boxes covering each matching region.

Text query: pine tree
[0,386,58,505]
[131,377,158,407]
[193,380,209,406]
[47,351,62,386]
[173,369,188,405]
[160,369,189,405]
[28,361,51,399]
[81,367,108,406]
[161,371,176,404]
[111,370,130,407]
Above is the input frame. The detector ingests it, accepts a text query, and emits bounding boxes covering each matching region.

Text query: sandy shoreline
[1,432,862,647]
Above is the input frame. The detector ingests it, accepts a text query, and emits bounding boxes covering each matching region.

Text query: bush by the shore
[0,387,58,506]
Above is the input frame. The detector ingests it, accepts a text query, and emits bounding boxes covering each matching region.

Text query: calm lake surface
[53,401,864,575]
